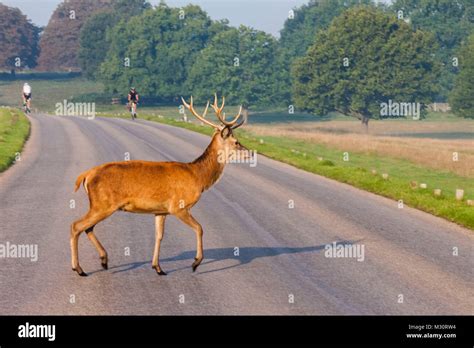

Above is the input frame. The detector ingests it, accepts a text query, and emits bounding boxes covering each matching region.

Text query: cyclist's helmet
[130,87,136,92]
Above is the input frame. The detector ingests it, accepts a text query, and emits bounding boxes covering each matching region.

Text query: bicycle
[23,101,31,114]
[129,101,138,120]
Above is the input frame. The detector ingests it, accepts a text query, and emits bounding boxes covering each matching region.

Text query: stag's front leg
[152,215,167,275]
[175,210,203,272]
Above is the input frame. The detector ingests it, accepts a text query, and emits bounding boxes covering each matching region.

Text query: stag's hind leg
[86,226,108,270]
[71,208,115,277]
[175,210,203,272]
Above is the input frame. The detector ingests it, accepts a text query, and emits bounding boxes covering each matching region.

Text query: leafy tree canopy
[292,6,439,128]
[391,0,474,100]
[278,0,374,103]
[449,33,474,119]
[0,3,40,70]
[280,0,373,60]
[37,0,114,71]
[98,3,229,101]
[79,0,151,79]
[186,25,285,108]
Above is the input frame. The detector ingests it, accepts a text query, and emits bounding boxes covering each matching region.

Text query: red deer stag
[71,95,249,276]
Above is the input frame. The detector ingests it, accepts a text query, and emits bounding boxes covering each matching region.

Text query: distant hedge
[0,71,81,81]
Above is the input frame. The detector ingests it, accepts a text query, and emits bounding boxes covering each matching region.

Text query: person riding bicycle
[22,83,32,112]
[128,87,139,118]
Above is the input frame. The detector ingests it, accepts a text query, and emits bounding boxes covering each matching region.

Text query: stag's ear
[220,126,232,139]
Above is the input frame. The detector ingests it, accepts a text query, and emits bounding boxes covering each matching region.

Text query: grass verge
[0,108,30,173]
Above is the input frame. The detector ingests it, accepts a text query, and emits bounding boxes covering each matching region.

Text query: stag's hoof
[73,268,88,277]
[152,266,167,276]
[192,260,202,272]
[100,257,108,270]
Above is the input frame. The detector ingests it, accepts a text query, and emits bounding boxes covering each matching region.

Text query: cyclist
[128,87,139,119]
[22,83,32,113]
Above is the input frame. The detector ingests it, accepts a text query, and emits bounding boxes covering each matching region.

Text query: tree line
[0,0,473,122]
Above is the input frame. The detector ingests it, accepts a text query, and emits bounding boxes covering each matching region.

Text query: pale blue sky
[2,0,392,37]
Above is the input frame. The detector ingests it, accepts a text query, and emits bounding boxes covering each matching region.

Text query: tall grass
[247,122,474,177]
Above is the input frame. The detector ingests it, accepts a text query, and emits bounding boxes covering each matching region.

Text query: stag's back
[77,161,202,214]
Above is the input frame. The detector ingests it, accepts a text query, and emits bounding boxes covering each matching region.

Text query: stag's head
[181,94,250,162]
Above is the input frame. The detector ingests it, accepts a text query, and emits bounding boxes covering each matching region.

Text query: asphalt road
[0,113,472,315]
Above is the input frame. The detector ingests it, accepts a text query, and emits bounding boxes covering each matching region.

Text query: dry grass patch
[247,121,474,177]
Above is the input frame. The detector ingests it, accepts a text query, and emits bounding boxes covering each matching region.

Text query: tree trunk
[361,116,369,133]
[335,108,370,133]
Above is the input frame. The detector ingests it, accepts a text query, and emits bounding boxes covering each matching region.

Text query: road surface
[0,113,472,315]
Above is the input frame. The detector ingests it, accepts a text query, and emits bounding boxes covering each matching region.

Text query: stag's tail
[74,170,91,193]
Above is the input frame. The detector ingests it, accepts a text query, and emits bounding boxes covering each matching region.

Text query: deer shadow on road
[101,240,358,275]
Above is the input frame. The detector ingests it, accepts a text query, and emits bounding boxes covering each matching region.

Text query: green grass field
[0,78,103,111]
[0,108,30,172]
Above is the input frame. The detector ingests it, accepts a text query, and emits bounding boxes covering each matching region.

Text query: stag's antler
[181,96,221,129]
[211,94,245,128]
[182,95,247,129]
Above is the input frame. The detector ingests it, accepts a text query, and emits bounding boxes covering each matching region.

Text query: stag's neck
[191,134,226,191]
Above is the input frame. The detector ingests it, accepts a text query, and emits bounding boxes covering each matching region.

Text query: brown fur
[70,128,248,276]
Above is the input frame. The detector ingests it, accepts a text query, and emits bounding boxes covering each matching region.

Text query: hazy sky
[2,0,392,37]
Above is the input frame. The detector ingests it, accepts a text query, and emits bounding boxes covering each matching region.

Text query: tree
[98,3,228,101]
[0,3,40,70]
[278,0,374,102]
[391,0,474,101]
[280,0,373,61]
[37,0,114,71]
[78,0,151,79]
[78,12,116,79]
[186,26,283,108]
[292,6,439,130]
[112,0,151,16]
[449,34,474,119]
